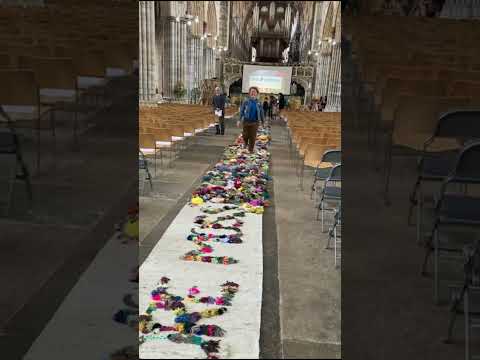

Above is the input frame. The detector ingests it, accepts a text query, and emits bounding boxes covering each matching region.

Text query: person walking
[278,92,285,119]
[212,86,226,135]
[237,86,264,153]
[262,97,269,126]
[321,96,327,111]
[269,95,276,120]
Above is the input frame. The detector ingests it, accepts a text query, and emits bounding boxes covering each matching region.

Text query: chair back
[322,150,341,164]
[327,164,342,182]
[450,141,480,183]
[435,110,480,141]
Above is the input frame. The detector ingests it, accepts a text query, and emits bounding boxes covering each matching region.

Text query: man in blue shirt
[237,86,265,153]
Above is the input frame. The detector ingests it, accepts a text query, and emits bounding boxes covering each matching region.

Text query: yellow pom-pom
[123,219,139,238]
[191,196,204,205]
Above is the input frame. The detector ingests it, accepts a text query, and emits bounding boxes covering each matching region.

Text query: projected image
[250,70,284,93]
[242,65,293,94]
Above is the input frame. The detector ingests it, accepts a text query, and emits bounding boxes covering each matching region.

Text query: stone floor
[341,108,478,359]
[270,123,341,359]
[139,117,341,359]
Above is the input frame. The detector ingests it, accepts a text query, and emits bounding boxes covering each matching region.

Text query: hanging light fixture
[175,16,180,22]
[187,20,192,26]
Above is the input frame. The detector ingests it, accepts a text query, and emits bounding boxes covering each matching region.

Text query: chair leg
[316,197,322,221]
[465,288,471,360]
[416,182,423,245]
[321,201,325,232]
[311,176,317,200]
[326,230,332,249]
[445,284,467,344]
[4,156,17,216]
[154,153,157,176]
[300,161,305,190]
[421,236,432,276]
[334,227,338,267]
[434,227,440,305]
[383,136,393,206]
[408,176,421,225]
[73,109,79,151]
[50,110,57,172]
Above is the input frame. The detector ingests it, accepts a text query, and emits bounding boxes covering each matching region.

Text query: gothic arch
[224,75,242,96]
[206,1,217,47]
[320,2,334,40]
[189,1,205,37]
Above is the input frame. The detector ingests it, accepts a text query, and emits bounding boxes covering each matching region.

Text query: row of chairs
[139,104,236,175]
[0,3,136,215]
[345,15,480,207]
[282,111,342,267]
[284,111,341,189]
[345,14,480,359]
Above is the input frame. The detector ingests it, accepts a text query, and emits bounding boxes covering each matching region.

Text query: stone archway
[292,76,313,105]
[224,75,242,96]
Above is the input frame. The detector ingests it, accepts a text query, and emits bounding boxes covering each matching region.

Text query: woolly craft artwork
[115,203,139,243]
[108,206,141,360]
[181,206,247,265]
[24,203,140,360]
[139,197,263,358]
[140,128,269,358]
[190,129,272,210]
[139,277,239,359]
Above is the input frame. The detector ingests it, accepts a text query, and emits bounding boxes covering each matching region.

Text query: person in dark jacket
[262,97,269,126]
[212,87,227,135]
[237,86,265,153]
[278,92,285,118]
[269,95,276,120]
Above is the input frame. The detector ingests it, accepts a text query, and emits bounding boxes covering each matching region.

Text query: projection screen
[242,65,293,94]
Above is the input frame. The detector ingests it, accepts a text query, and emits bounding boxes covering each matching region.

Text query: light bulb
[187,20,192,26]
[176,16,180,22]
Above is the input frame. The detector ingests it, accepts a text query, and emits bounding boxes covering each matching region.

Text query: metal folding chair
[0,106,33,216]
[422,141,480,304]
[311,149,342,200]
[139,150,153,196]
[317,164,342,232]
[443,240,480,360]
[409,110,480,245]
[327,204,342,268]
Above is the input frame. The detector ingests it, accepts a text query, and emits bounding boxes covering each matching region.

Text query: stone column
[187,32,194,102]
[326,42,341,112]
[139,2,145,101]
[139,1,157,102]
[179,20,188,100]
[147,1,156,100]
[162,17,178,99]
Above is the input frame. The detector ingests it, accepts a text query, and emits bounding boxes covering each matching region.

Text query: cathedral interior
[137,2,342,359]
[139,1,341,112]
[1,0,480,359]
